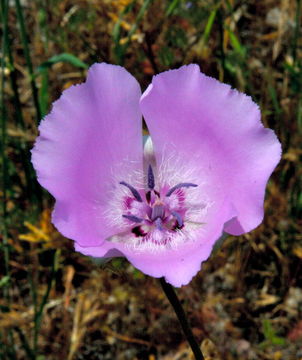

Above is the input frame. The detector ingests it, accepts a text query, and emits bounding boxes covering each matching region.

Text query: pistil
[120,164,198,241]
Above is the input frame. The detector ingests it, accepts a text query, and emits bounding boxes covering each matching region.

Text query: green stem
[4,24,36,196]
[0,3,18,357]
[114,0,153,65]
[15,327,35,360]
[33,250,58,354]
[15,0,42,124]
[1,0,10,294]
[292,0,301,64]
[217,8,226,79]
[159,278,204,360]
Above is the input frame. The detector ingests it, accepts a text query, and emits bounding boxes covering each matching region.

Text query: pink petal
[76,193,235,287]
[32,63,142,246]
[140,64,281,236]
[127,197,235,286]
[75,194,234,287]
[74,241,124,258]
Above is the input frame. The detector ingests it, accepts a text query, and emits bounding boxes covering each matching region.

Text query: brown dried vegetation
[1,0,302,359]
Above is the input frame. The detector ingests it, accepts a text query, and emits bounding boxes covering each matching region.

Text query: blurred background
[1,0,302,359]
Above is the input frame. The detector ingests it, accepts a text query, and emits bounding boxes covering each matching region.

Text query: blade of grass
[35,0,50,52]
[14,327,35,360]
[36,53,88,116]
[15,0,42,124]
[217,8,226,81]
[33,250,59,353]
[3,17,41,203]
[28,270,38,350]
[5,41,25,128]
[0,2,17,358]
[112,0,136,65]
[165,0,180,16]
[190,6,217,59]
[6,332,17,360]
[297,94,302,131]
[127,0,153,43]
[13,0,44,208]
[113,0,153,65]
[203,8,217,43]
[1,0,10,298]
[226,27,246,58]
[292,0,302,133]
[292,0,301,64]
[39,69,49,118]
[268,84,282,116]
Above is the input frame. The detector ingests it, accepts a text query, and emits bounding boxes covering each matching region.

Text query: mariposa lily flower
[32,64,281,286]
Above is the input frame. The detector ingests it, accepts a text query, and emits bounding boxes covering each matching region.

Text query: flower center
[119,165,198,240]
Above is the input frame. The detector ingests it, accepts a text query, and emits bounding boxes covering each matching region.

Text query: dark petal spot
[132,226,146,237]
[154,190,160,198]
[146,190,151,203]
[166,183,198,197]
[172,220,184,231]
[119,181,143,202]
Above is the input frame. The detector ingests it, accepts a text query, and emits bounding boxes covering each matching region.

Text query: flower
[31,63,281,287]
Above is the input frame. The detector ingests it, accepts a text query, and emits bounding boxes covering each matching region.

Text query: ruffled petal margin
[32,63,142,246]
[140,64,281,236]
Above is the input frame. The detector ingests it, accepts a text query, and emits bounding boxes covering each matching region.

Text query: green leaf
[268,84,282,115]
[0,276,10,288]
[227,29,246,58]
[39,68,49,118]
[263,319,274,339]
[202,8,217,45]
[165,0,180,16]
[261,319,286,347]
[271,336,286,346]
[37,53,88,72]
[158,46,174,67]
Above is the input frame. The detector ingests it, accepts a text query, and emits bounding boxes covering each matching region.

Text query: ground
[1,0,302,359]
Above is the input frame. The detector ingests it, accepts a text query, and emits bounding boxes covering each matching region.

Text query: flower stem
[159,278,204,360]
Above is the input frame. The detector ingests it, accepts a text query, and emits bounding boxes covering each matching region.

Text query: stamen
[151,204,165,221]
[122,214,144,223]
[148,165,155,189]
[166,182,198,197]
[155,218,163,231]
[119,181,143,202]
[171,210,183,228]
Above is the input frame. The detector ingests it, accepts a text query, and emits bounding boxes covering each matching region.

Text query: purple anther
[151,204,165,221]
[122,214,143,223]
[171,211,183,228]
[166,182,198,197]
[155,217,163,231]
[148,165,155,189]
[119,181,143,202]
